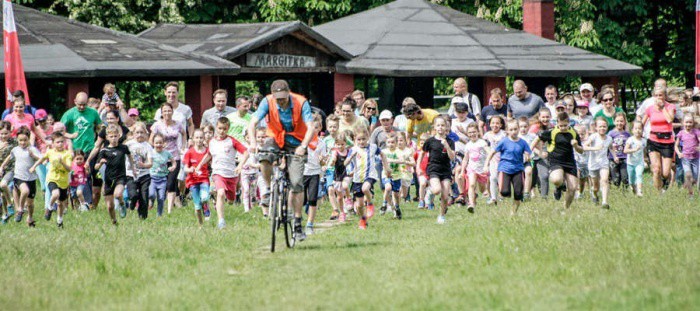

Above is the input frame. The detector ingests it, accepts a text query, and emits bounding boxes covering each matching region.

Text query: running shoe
[428,203,434,210]
[294,226,307,241]
[358,218,367,230]
[15,210,23,222]
[486,198,496,205]
[329,210,339,220]
[7,205,14,217]
[217,219,226,230]
[602,203,610,209]
[394,207,402,220]
[338,212,347,223]
[437,215,446,224]
[44,209,53,221]
[28,220,35,227]
[80,203,89,212]
[202,202,211,218]
[57,221,63,229]
[305,225,314,235]
[344,198,353,212]
[553,186,563,201]
[380,204,387,216]
[417,201,425,209]
[522,193,530,202]
[1,214,8,224]
[467,205,475,214]
[118,202,127,218]
[367,204,375,219]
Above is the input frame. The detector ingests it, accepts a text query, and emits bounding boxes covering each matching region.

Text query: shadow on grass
[295,240,389,251]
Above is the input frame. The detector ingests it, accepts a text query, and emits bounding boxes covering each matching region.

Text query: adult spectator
[149,103,187,215]
[127,108,140,129]
[636,78,668,139]
[226,96,252,143]
[543,85,559,117]
[580,83,600,115]
[338,97,369,133]
[393,97,415,133]
[361,99,379,133]
[507,80,545,119]
[641,86,675,192]
[201,89,236,128]
[248,79,316,241]
[370,110,398,149]
[404,102,439,140]
[153,82,194,141]
[61,92,101,206]
[3,96,44,141]
[250,93,264,112]
[480,88,509,133]
[593,90,624,132]
[448,78,481,117]
[98,95,130,127]
[352,90,365,116]
[87,97,100,111]
[1,90,36,120]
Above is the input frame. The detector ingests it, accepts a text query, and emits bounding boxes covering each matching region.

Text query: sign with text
[246,53,316,68]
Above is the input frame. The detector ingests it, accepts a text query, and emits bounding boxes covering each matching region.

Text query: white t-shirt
[125,140,153,178]
[626,136,647,166]
[451,117,475,152]
[586,98,601,116]
[303,142,326,176]
[154,102,192,130]
[208,136,247,178]
[587,134,612,171]
[11,146,40,181]
[464,139,489,174]
[349,144,380,183]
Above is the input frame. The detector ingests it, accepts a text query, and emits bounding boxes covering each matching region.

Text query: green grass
[1,182,699,310]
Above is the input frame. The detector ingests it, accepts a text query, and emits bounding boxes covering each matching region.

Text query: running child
[518,117,537,201]
[30,132,73,228]
[608,113,631,188]
[345,126,387,229]
[124,122,153,219]
[69,150,89,212]
[573,124,590,199]
[146,134,176,217]
[530,112,583,209]
[416,132,431,209]
[380,132,405,219]
[322,115,340,219]
[396,132,415,205]
[529,108,552,199]
[624,121,647,197]
[241,130,264,216]
[94,124,136,224]
[1,128,42,226]
[674,114,700,197]
[328,131,351,222]
[483,115,506,205]
[196,117,249,230]
[183,129,210,226]
[583,117,614,209]
[0,121,16,223]
[485,120,531,215]
[460,123,491,213]
[303,114,326,234]
[417,116,455,224]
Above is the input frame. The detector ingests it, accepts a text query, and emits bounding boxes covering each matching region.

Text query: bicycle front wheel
[269,183,279,253]
[281,196,295,249]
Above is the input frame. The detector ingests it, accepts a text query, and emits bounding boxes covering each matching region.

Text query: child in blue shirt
[485,120,531,215]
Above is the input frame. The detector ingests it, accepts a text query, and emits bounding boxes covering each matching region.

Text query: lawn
[1,183,699,310]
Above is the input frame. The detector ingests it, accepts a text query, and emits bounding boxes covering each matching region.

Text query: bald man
[507,80,545,119]
[448,78,481,117]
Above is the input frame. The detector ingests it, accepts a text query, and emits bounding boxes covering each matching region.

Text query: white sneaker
[437,215,446,224]
[217,219,226,229]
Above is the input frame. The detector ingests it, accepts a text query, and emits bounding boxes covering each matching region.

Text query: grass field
[1,182,699,310]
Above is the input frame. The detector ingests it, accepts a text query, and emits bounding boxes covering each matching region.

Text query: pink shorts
[213,175,239,201]
[464,170,489,189]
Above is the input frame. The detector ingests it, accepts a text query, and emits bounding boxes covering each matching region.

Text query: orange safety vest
[265,92,317,149]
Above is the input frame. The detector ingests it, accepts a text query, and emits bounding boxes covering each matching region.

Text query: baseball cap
[577,101,589,108]
[35,109,47,121]
[580,83,594,92]
[379,110,393,120]
[555,102,566,109]
[128,108,139,116]
[270,80,290,99]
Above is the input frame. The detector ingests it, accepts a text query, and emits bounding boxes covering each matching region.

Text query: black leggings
[499,171,524,201]
[610,159,628,187]
[128,175,151,219]
[303,175,320,207]
[166,160,181,193]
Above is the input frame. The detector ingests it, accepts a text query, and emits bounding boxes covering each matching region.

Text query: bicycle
[264,151,297,253]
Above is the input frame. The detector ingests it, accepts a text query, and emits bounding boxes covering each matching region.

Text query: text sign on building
[246,53,316,68]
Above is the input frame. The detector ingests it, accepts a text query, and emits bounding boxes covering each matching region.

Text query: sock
[57,216,63,223]
[294,217,302,226]
[383,200,387,206]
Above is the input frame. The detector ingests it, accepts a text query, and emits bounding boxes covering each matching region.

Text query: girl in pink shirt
[641,87,676,191]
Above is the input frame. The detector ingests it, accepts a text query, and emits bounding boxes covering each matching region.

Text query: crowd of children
[0,80,696,235]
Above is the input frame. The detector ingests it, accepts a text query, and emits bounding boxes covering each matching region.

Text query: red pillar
[696,0,700,87]
[523,0,555,40]
[333,73,354,103]
[66,79,89,109]
[185,75,214,126]
[483,77,507,105]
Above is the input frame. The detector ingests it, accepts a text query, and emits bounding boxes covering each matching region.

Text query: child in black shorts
[417,115,455,224]
[95,125,135,225]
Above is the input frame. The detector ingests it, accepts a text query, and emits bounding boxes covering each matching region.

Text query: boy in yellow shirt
[30,132,72,228]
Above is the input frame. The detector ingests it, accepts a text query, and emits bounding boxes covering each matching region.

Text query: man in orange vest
[248,80,316,242]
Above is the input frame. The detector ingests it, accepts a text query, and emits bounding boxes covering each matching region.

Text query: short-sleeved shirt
[587,134,612,170]
[349,144,381,183]
[464,139,489,174]
[539,128,580,170]
[626,137,646,166]
[451,117,475,152]
[369,126,399,150]
[150,121,184,158]
[201,106,236,128]
[381,149,402,180]
[645,103,676,144]
[3,113,35,137]
[407,109,440,139]
[304,142,326,176]
[676,129,700,159]
[322,135,336,172]
[483,130,507,163]
[153,102,192,130]
[61,107,101,153]
[96,144,131,181]
[479,105,509,131]
[149,150,173,178]
[339,117,369,134]
[183,147,210,188]
[226,111,252,143]
[593,107,624,132]
[208,135,247,178]
[253,96,313,148]
[98,124,130,147]
[507,93,545,119]
[125,140,153,178]
[11,146,40,181]
[422,137,455,175]
[494,137,531,174]
[46,148,73,189]
[70,162,87,187]
[608,130,631,160]
[0,139,17,173]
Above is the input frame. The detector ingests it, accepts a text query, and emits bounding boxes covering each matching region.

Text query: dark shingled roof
[1,5,239,79]
[138,21,353,60]
[314,0,642,77]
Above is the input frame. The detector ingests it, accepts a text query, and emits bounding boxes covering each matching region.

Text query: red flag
[3,0,29,109]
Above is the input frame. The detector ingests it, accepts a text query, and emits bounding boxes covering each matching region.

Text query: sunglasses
[602,98,614,102]
[342,110,353,113]
[365,107,376,111]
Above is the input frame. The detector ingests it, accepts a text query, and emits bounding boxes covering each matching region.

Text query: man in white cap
[580,83,600,115]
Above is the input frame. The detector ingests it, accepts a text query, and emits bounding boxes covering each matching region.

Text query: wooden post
[66,79,89,110]
[185,75,214,126]
[483,77,507,105]
[334,73,354,103]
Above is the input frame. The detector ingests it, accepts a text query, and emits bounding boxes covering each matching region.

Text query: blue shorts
[352,178,376,198]
[70,184,86,198]
[681,157,699,181]
[381,178,401,193]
